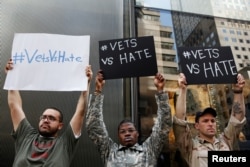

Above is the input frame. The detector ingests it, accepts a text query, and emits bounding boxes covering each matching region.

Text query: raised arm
[86,70,112,163]
[94,69,105,94]
[70,65,92,136]
[145,73,171,157]
[6,60,25,131]
[175,73,187,120]
[154,73,165,92]
[231,73,245,121]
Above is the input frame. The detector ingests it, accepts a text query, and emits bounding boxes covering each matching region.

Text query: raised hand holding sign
[177,46,237,85]
[99,36,158,79]
[4,33,90,91]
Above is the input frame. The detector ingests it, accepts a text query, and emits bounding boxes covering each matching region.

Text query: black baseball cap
[195,107,217,123]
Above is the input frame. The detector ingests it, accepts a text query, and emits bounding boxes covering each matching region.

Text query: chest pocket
[192,147,209,167]
[197,150,207,158]
[195,150,208,167]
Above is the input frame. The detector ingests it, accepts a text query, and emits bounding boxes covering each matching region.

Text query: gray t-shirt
[11,118,79,167]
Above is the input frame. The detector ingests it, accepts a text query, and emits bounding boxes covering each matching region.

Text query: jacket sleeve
[173,115,193,163]
[143,92,171,158]
[223,115,246,150]
[86,94,113,163]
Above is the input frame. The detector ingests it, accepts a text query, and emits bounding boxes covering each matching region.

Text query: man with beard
[173,73,246,167]
[86,70,171,167]
[5,60,92,167]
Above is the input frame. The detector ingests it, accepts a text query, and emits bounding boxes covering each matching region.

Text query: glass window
[163,66,178,74]
[162,54,175,61]
[212,40,216,46]
[143,15,160,21]
[161,42,173,49]
[206,37,210,42]
[230,30,235,34]
[210,32,214,38]
[232,38,237,42]
[160,31,172,38]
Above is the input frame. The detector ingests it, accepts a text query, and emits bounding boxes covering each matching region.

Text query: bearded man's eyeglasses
[39,115,59,122]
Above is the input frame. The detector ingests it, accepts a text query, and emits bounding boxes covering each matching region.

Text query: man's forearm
[70,90,89,136]
[175,87,187,120]
[8,90,25,130]
[8,90,22,107]
[231,93,245,121]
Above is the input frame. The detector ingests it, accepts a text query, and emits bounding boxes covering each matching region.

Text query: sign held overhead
[99,36,158,79]
[4,33,90,91]
[177,46,238,85]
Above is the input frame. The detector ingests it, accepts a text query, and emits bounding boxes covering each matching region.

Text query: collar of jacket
[118,143,143,152]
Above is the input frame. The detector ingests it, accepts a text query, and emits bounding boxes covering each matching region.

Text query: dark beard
[38,129,57,137]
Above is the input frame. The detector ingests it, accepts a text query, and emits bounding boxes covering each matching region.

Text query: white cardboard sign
[4,33,90,91]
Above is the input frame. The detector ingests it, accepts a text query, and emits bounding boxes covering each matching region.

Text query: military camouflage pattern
[86,93,171,167]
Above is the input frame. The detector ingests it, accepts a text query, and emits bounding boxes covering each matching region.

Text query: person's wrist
[232,85,243,93]
[94,89,102,95]
[179,85,187,91]
[233,89,243,94]
[157,89,164,94]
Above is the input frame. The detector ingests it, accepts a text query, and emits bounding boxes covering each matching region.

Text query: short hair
[118,119,136,131]
[43,107,64,122]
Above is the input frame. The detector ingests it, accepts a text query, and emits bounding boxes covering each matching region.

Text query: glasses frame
[39,115,60,122]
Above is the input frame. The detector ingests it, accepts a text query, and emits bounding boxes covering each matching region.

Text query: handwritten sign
[4,33,90,91]
[177,46,238,84]
[99,36,157,79]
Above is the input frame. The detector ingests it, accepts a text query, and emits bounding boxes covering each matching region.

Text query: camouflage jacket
[86,92,171,167]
